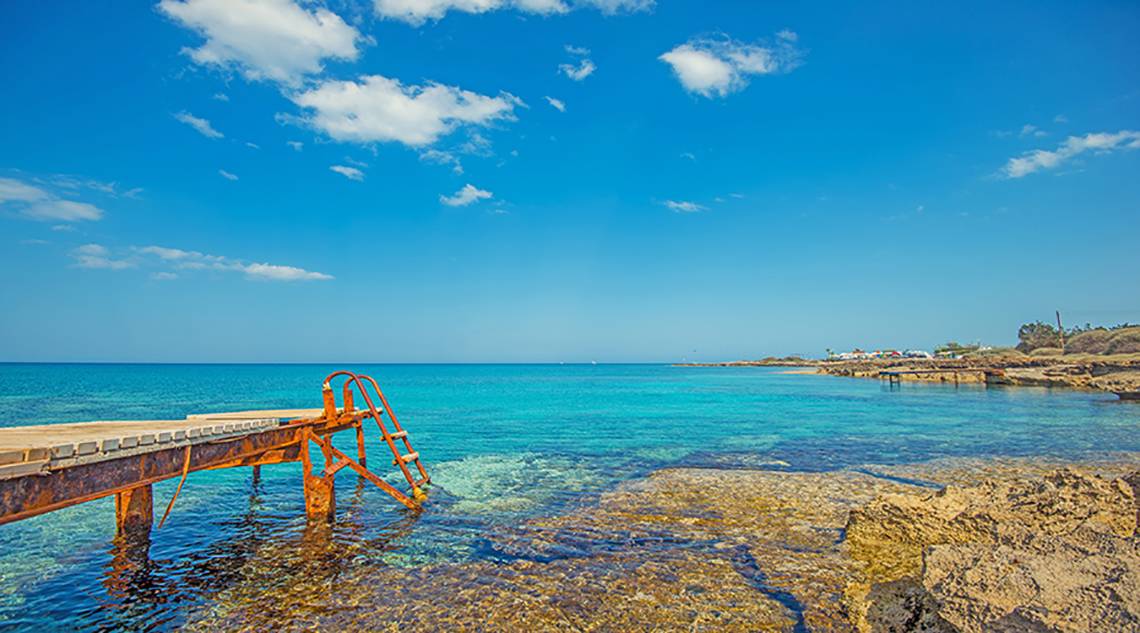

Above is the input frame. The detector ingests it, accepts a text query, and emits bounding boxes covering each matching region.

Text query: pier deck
[0,371,433,533]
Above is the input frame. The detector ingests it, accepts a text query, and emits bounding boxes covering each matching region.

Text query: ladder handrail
[355,373,430,483]
[322,371,427,496]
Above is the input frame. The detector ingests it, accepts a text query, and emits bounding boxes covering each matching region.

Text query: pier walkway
[0,371,430,535]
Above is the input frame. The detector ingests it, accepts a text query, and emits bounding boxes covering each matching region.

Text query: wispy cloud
[174,111,224,139]
[1001,130,1140,178]
[419,148,463,174]
[559,58,596,81]
[659,31,803,98]
[71,244,133,269]
[286,140,304,151]
[441,184,493,207]
[243,262,333,281]
[329,165,364,181]
[373,0,652,26]
[0,177,104,222]
[289,75,522,147]
[663,200,707,213]
[544,96,566,112]
[134,245,333,281]
[158,0,362,86]
[218,169,239,181]
[212,92,229,102]
[1020,124,1047,138]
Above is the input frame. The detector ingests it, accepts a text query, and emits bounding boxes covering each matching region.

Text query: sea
[0,363,1137,630]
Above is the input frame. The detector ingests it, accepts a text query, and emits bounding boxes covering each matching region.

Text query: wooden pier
[0,371,429,536]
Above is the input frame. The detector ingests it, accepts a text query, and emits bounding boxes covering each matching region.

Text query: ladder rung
[414,476,430,487]
[384,431,407,440]
[393,451,419,464]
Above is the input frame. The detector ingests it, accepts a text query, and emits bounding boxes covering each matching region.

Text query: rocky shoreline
[680,357,1140,398]
[190,453,1140,631]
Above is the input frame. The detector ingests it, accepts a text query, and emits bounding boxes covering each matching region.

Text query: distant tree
[1017,321,1060,352]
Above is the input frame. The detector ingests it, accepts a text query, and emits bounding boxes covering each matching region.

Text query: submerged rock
[179,456,1140,632]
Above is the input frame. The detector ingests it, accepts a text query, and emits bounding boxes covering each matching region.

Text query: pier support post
[300,432,334,521]
[115,484,153,536]
[252,465,261,484]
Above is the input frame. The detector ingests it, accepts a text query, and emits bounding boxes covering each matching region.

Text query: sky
[1,0,1138,363]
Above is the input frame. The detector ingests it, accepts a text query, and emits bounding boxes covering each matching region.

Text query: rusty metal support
[300,430,335,521]
[158,445,192,529]
[307,434,419,511]
[115,484,153,536]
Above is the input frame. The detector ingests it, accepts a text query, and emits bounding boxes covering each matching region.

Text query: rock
[846,468,1140,632]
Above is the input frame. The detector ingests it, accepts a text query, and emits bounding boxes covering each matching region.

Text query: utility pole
[1056,310,1065,353]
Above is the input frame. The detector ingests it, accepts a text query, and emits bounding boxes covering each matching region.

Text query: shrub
[1066,329,1113,354]
[1029,347,1063,357]
[1105,328,1140,355]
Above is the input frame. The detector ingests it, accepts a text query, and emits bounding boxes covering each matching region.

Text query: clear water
[0,363,1136,630]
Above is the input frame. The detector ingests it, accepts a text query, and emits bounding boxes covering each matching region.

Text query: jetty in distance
[0,371,430,536]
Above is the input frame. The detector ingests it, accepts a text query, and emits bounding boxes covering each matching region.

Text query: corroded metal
[0,371,430,532]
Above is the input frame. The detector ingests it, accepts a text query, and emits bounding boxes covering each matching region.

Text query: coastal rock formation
[179,457,1140,633]
[845,468,1140,632]
[814,356,1140,396]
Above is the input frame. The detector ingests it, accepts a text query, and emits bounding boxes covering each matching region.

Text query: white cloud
[41,174,141,199]
[1019,124,1046,138]
[419,148,463,173]
[243,262,333,281]
[1054,114,1068,124]
[581,0,653,13]
[0,177,105,222]
[440,183,492,206]
[174,111,224,139]
[158,0,361,86]
[559,58,596,81]
[372,0,649,25]
[72,244,133,270]
[245,142,260,149]
[213,92,230,102]
[290,75,522,147]
[659,32,803,98]
[151,272,179,281]
[663,200,706,213]
[330,165,365,181]
[544,96,566,112]
[286,140,304,151]
[680,151,696,161]
[135,244,333,281]
[1001,130,1140,178]
[219,169,239,180]
[564,44,590,56]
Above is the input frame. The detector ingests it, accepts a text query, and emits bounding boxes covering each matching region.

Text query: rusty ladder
[319,370,430,509]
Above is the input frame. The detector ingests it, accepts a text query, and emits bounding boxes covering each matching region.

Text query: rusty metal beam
[0,414,360,526]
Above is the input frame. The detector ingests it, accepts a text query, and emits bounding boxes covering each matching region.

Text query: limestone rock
[846,468,1140,632]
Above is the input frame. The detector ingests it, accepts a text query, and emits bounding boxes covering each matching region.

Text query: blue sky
[1,0,1138,362]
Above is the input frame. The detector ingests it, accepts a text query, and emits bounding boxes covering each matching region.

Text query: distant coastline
[678,354,1140,398]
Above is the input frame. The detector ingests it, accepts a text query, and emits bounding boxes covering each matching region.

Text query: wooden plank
[186,409,326,421]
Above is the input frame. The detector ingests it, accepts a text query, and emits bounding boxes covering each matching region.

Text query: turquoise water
[0,363,1137,630]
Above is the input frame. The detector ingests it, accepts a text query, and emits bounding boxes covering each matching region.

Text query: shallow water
[0,363,1137,630]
